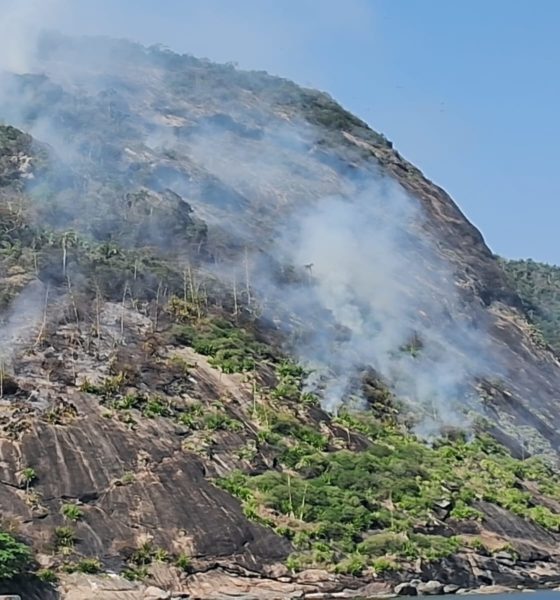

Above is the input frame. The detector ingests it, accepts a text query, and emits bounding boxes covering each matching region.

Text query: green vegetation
[61,503,84,522]
[76,558,103,574]
[219,414,560,572]
[272,361,318,406]
[54,526,75,550]
[0,125,44,186]
[119,471,136,485]
[500,257,560,353]
[83,376,245,435]
[175,552,192,572]
[0,532,31,580]
[174,318,271,373]
[63,558,103,574]
[20,467,37,489]
[152,547,169,563]
[130,541,156,567]
[122,540,188,581]
[449,501,483,521]
[372,557,398,574]
[37,568,58,583]
[122,565,149,582]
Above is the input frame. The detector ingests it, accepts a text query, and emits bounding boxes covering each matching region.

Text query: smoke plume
[0,25,499,432]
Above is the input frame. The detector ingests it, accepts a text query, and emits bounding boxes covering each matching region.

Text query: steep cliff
[0,35,560,599]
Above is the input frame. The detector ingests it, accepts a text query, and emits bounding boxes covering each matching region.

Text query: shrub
[358,532,407,557]
[54,527,75,549]
[334,554,366,576]
[0,532,31,580]
[450,501,483,521]
[152,547,169,562]
[175,552,192,572]
[217,471,252,501]
[61,503,83,522]
[142,398,173,418]
[130,541,154,566]
[412,534,460,561]
[372,557,398,574]
[113,394,143,410]
[174,319,267,373]
[37,568,58,583]
[76,558,103,574]
[20,467,37,488]
[120,471,136,485]
[122,566,149,581]
[528,505,560,531]
[285,553,305,573]
[204,411,242,432]
[79,379,102,394]
[63,558,103,574]
[276,361,305,380]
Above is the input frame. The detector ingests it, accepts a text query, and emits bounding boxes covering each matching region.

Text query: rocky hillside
[0,35,560,599]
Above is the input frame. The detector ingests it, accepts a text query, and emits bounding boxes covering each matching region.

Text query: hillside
[500,257,560,355]
[1,35,560,599]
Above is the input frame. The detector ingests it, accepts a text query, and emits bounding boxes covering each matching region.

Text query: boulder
[264,563,290,579]
[394,582,418,596]
[475,585,517,594]
[416,580,444,595]
[493,551,515,561]
[143,587,170,600]
[296,569,335,584]
[443,584,460,594]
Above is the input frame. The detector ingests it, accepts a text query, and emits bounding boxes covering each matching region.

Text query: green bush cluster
[271,361,318,406]
[61,502,84,522]
[218,415,560,571]
[122,541,191,581]
[62,558,103,574]
[0,531,31,580]
[174,318,270,373]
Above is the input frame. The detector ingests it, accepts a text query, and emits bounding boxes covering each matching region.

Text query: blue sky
[11,0,560,263]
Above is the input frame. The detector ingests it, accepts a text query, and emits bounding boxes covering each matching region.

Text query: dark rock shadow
[0,576,60,600]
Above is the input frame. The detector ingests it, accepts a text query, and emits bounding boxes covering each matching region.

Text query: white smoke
[0,0,64,73]
[273,179,495,422]
[0,26,499,431]
[180,122,497,425]
[0,280,46,368]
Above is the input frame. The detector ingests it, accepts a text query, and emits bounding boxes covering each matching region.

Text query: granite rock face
[1,34,560,600]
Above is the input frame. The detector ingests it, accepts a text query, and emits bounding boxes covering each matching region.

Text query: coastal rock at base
[472,584,518,594]
[394,582,418,596]
[185,570,306,600]
[296,569,336,584]
[443,584,460,594]
[416,580,444,595]
[352,582,394,598]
